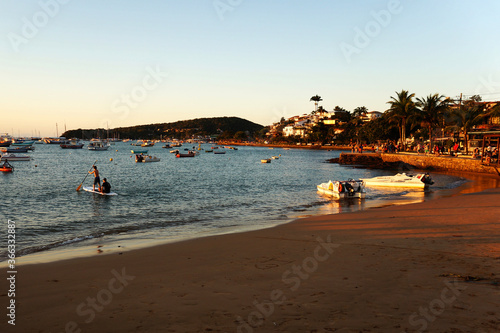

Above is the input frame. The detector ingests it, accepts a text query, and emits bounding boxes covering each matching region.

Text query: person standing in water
[89,165,101,192]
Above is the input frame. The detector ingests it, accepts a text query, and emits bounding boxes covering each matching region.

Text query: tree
[415,94,450,151]
[310,95,322,112]
[386,90,416,147]
[353,106,368,118]
[448,97,485,155]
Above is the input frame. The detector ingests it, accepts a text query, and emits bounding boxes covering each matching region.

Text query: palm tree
[310,95,322,112]
[353,106,368,118]
[386,90,416,147]
[448,98,485,155]
[415,94,450,151]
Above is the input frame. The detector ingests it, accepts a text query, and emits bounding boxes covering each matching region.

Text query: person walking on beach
[89,165,101,192]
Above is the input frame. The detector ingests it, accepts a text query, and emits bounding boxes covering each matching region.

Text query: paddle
[76,160,97,191]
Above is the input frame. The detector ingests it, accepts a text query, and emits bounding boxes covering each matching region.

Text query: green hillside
[62,116,264,140]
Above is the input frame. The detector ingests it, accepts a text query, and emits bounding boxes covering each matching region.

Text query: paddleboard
[82,186,118,196]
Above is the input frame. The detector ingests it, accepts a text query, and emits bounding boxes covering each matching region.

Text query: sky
[1,0,500,137]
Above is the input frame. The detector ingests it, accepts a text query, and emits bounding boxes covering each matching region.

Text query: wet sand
[2,185,499,332]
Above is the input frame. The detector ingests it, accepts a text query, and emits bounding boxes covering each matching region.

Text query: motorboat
[0,161,14,172]
[317,179,366,199]
[361,173,434,189]
[176,151,195,158]
[261,158,271,163]
[135,154,160,163]
[170,149,179,154]
[214,151,226,154]
[0,147,29,153]
[1,153,31,161]
[60,141,84,149]
[12,140,35,146]
[88,140,109,151]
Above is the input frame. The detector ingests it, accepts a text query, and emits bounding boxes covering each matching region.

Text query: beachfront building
[361,111,383,122]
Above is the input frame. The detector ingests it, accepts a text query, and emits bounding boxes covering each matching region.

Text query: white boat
[135,154,160,163]
[361,173,434,189]
[88,140,109,151]
[1,153,31,161]
[317,179,366,199]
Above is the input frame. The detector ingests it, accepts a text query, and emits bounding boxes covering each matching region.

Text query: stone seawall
[338,153,500,175]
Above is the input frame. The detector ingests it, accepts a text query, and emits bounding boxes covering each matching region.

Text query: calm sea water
[0,143,468,264]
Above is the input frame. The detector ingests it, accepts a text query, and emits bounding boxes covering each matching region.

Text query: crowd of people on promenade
[349,141,498,161]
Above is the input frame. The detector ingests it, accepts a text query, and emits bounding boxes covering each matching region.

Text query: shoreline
[2,183,499,332]
[6,169,498,267]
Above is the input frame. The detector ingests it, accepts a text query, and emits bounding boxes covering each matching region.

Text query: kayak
[82,186,118,196]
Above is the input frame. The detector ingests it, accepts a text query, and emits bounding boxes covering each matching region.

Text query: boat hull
[317,180,366,199]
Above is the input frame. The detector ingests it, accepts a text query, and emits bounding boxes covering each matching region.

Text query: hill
[62,117,265,140]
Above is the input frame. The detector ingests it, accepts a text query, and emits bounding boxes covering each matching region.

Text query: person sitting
[101,178,111,194]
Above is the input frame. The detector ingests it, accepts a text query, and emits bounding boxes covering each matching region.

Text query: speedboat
[135,154,160,163]
[317,179,366,199]
[361,173,434,189]
[0,153,31,161]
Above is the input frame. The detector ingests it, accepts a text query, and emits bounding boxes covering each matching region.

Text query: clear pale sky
[1,0,500,137]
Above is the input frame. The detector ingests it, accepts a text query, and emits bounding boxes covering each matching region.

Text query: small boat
[170,149,179,154]
[131,149,148,154]
[88,140,109,151]
[214,151,226,154]
[205,150,213,153]
[0,147,29,153]
[176,151,195,158]
[162,144,172,149]
[135,154,160,163]
[0,161,14,172]
[261,159,271,163]
[141,141,154,147]
[317,179,366,199]
[272,156,279,159]
[361,173,434,189]
[12,140,35,146]
[1,153,31,161]
[60,141,84,149]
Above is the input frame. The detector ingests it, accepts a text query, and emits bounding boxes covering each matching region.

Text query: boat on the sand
[317,179,366,199]
[361,173,434,188]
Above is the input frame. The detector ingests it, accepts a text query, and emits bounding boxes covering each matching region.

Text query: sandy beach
[2,186,500,332]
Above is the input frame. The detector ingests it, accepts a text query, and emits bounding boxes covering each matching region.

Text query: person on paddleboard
[101,178,111,194]
[89,165,101,191]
